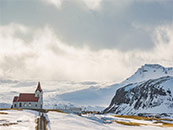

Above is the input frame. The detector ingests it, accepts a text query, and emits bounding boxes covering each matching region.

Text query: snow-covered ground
[47,111,173,130]
[1,110,172,130]
[0,110,38,130]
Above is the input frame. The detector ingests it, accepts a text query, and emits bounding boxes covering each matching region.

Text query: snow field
[0,110,38,130]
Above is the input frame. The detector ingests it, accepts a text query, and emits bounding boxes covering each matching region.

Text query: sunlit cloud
[0,23,173,82]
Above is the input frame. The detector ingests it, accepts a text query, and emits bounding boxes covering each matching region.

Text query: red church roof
[15,93,39,102]
[35,82,42,92]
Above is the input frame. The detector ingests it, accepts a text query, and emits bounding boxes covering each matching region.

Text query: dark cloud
[0,0,172,51]
[130,0,173,25]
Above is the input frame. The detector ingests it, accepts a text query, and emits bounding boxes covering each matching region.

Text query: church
[12,82,43,109]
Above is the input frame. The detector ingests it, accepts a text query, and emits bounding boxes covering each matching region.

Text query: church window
[24,103,27,107]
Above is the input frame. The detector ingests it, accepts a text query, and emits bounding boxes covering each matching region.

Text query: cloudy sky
[0,0,173,82]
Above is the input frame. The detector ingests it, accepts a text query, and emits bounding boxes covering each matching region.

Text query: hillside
[104,64,173,115]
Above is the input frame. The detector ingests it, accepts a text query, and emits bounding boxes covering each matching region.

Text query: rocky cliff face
[104,64,173,115]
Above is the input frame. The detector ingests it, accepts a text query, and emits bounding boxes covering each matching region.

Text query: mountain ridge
[104,64,173,115]
[122,64,173,85]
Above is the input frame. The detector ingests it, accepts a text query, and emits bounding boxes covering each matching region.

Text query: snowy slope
[47,112,173,130]
[104,76,173,115]
[56,84,119,106]
[0,110,38,130]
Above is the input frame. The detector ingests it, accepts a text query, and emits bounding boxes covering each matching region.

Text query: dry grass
[0,122,18,126]
[45,109,66,114]
[0,108,22,111]
[114,120,173,127]
[114,120,147,126]
[153,121,173,127]
[162,123,173,127]
[0,119,7,121]
[0,112,8,115]
[112,115,173,127]
[113,115,173,121]
[35,118,39,130]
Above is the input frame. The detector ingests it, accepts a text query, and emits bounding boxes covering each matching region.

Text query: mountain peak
[142,64,164,69]
[123,64,173,84]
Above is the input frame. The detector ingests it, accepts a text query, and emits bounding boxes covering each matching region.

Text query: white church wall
[13,102,41,109]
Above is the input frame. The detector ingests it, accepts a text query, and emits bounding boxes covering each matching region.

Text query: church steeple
[35,82,42,92]
[35,82,43,109]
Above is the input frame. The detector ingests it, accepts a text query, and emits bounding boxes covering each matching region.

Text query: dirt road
[36,112,47,130]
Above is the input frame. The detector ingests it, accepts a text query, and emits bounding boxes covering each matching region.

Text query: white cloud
[43,0,102,10]
[82,0,102,10]
[0,23,173,82]
[43,0,63,8]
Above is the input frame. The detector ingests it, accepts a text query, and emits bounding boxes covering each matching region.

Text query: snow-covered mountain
[123,64,173,84]
[104,64,173,115]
